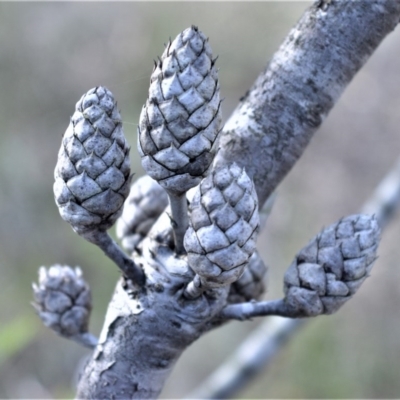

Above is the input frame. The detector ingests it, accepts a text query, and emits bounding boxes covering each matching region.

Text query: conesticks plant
[31,2,400,398]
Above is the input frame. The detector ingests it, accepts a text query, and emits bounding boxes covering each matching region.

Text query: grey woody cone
[138,26,222,195]
[32,265,91,338]
[283,214,380,317]
[228,252,267,303]
[54,86,131,235]
[184,164,259,288]
[116,175,169,253]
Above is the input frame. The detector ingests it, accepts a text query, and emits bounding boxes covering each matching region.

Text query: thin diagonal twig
[83,229,145,285]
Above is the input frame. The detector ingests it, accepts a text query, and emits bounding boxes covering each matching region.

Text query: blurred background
[1,1,400,398]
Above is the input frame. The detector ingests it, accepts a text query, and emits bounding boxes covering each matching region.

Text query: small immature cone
[184,164,259,288]
[32,265,91,338]
[138,26,222,195]
[283,214,380,317]
[228,252,267,304]
[116,175,169,253]
[54,86,131,235]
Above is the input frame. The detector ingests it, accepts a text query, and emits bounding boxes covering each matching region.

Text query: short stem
[71,332,99,349]
[167,191,189,254]
[184,275,206,299]
[220,299,291,320]
[82,229,145,286]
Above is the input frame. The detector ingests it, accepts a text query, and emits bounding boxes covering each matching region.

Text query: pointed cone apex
[54,86,131,234]
[32,265,92,337]
[283,214,381,317]
[139,26,222,195]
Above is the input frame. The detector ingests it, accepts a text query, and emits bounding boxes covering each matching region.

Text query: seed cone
[138,26,222,195]
[54,86,131,234]
[184,164,259,288]
[32,265,91,337]
[116,175,169,253]
[228,252,267,303]
[283,214,380,317]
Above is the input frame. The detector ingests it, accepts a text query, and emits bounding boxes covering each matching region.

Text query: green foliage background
[1,2,400,398]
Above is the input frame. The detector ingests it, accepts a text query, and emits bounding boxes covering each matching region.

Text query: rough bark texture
[76,213,228,399]
[215,0,400,207]
[75,1,400,398]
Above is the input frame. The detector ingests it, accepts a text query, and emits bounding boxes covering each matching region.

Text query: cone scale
[138,26,222,254]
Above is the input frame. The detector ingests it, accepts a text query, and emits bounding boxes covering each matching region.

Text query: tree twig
[219,299,289,320]
[187,317,305,400]
[75,2,400,397]
[361,156,400,228]
[214,0,400,208]
[83,229,145,285]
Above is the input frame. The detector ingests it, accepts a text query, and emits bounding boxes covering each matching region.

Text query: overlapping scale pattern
[54,86,131,233]
[138,26,222,195]
[116,175,169,253]
[228,252,267,303]
[32,265,91,337]
[184,164,259,288]
[283,214,381,316]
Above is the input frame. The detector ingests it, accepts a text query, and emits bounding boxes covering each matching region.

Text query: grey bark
[215,0,400,207]
[76,229,229,399]
[75,1,400,399]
